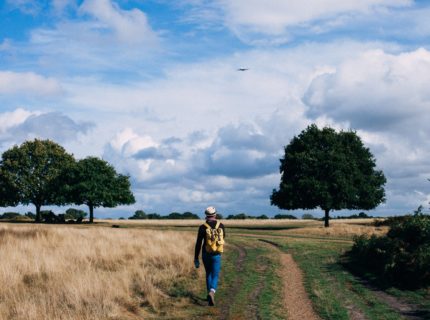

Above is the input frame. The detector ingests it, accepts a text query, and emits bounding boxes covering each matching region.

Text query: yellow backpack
[204,221,224,254]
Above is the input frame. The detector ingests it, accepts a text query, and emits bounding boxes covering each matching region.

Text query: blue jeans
[202,251,221,292]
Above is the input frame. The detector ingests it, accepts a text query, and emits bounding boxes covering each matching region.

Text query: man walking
[194,206,225,306]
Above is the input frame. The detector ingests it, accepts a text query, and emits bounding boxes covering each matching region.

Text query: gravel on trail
[279,253,321,320]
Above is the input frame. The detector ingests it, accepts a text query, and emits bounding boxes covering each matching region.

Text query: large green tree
[0,172,19,207]
[0,139,74,222]
[64,157,135,223]
[271,124,386,227]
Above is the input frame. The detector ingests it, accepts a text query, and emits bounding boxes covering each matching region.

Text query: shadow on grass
[187,294,209,307]
[168,277,209,307]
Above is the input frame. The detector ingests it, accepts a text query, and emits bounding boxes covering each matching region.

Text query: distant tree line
[129,210,200,220]
[127,211,378,220]
[128,210,307,220]
[0,208,87,223]
[0,139,135,223]
[332,212,374,219]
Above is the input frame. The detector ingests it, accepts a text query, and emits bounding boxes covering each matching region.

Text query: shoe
[208,291,215,306]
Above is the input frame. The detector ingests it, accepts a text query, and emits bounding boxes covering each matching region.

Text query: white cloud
[6,0,42,15]
[109,128,158,157]
[79,0,157,45]
[304,48,430,131]
[301,46,430,214]
[0,71,62,96]
[22,0,159,73]
[211,0,412,44]
[51,0,76,14]
[0,109,94,147]
[0,108,37,133]
[223,0,410,30]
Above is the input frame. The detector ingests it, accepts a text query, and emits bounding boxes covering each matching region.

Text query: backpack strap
[204,221,221,229]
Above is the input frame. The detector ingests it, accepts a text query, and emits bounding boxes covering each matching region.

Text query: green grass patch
[217,237,286,319]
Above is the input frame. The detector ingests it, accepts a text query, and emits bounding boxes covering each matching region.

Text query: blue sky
[1,0,430,218]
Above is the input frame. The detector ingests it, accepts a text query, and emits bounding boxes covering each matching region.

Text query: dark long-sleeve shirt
[194,220,226,260]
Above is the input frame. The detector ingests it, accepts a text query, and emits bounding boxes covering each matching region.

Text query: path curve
[258,239,320,320]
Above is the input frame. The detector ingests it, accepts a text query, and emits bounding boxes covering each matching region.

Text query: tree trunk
[324,209,330,228]
[35,204,41,223]
[89,204,94,223]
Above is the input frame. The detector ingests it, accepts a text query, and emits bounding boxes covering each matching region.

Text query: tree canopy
[271,124,386,227]
[0,139,74,222]
[64,157,135,223]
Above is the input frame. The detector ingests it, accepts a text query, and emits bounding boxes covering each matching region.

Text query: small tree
[0,139,74,222]
[271,124,386,227]
[129,210,147,220]
[302,213,315,220]
[65,157,135,223]
[182,211,199,219]
[147,213,161,219]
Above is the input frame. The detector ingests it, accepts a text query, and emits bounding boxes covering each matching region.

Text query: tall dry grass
[0,225,196,320]
[284,221,388,238]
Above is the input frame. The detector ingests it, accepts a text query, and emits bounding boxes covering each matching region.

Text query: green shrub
[129,210,147,219]
[335,212,373,219]
[302,213,315,220]
[181,212,199,219]
[166,212,199,219]
[146,213,161,219]
[226,213,248,220]
[0,212,21,219]
[349,212,430,288]
[65,208,87,220]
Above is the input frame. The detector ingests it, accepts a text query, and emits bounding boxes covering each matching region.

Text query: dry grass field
[0,224,196,320]
[284,219,388,238]
[98,218,317,228]
[0,218,396,320]
[98,218,387,238]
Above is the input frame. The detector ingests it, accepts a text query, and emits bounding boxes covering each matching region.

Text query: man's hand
[194,259,200,268]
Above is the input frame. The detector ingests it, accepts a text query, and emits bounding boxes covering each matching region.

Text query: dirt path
[279,253,321,320]
[258,239,320,320]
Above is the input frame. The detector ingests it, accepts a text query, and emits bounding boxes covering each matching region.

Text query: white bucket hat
[205,206,217,216]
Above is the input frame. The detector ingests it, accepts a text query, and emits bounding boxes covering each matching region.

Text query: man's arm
[194,225,204,261]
